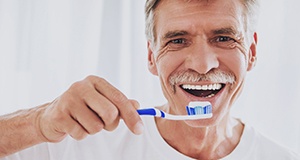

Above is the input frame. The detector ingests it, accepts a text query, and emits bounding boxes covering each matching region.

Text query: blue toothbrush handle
[137,108,156,116]
[137,108,165,117]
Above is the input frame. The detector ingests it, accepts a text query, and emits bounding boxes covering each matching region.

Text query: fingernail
[133,121,144,135]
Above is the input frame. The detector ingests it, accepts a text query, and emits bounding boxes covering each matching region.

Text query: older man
[1,0,299,159]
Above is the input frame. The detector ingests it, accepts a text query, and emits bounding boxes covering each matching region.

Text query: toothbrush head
[186,101,212,116]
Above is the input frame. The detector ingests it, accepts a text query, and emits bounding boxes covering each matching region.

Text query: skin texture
[0,76,144,157]
[147,0,257,159]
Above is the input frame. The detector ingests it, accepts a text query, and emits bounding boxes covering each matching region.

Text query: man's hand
[38,75,144,142]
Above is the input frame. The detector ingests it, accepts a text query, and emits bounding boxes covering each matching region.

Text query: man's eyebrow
[162,30,189,40]
[212,27,238,35]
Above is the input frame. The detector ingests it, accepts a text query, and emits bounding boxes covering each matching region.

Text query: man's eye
[165,38,189,50]
[211,36,237,49]
[170,38,185,44]
[216,36,235,42]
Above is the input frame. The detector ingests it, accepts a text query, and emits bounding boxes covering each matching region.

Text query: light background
[0,0,299,153]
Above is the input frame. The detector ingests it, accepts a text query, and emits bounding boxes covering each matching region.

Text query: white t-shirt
[3,117,300,160]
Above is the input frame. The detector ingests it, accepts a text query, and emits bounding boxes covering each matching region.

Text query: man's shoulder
[228,123,300,160]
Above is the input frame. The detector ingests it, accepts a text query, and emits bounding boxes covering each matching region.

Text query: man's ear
[147,41,158,76]
[247,32,258,71]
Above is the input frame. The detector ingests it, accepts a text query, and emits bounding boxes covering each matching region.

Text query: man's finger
[89,76,144,135]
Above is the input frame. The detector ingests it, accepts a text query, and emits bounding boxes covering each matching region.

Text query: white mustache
[169,69,236,86]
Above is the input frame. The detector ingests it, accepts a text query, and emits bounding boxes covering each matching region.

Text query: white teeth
[207,94,215,98]
[182,84,222,90]
[208,84,213,90]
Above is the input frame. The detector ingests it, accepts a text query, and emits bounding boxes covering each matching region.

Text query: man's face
[147,0,257,126]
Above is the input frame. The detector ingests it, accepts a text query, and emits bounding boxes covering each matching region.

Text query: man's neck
[155,106,244,160]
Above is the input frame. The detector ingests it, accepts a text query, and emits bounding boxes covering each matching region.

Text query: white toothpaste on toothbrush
[186,101,212,116]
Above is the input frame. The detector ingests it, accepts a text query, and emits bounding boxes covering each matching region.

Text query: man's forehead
[154,0,245,40]
[155,0,244,20]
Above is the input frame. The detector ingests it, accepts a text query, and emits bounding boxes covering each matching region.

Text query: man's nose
[185,43,219,74]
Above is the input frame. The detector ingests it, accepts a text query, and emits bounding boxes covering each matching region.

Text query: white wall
[232,0,300,151]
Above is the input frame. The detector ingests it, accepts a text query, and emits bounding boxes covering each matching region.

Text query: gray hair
[144,0,260,43]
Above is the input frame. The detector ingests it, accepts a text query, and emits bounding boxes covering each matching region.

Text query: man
[1,0,299,159]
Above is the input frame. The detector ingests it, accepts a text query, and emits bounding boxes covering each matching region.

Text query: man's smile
[180,83,225,98]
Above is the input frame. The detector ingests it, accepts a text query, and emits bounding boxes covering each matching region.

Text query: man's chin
[184,119,217,128]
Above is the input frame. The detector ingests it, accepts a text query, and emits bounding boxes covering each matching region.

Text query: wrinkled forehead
[153,0,246,41]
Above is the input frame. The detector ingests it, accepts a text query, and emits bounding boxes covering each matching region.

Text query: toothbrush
[137,101,212,120]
